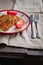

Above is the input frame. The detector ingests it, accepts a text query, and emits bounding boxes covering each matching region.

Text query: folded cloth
[0,34,9,45]
[14,0,40,12]
[0,0,43,49]
[0,0,14,10]
[9,31,40,48]
[9,33,29,48]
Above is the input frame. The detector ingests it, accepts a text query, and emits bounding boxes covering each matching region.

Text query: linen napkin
[0,0,43,49]
[0,34,9,45]
[0,0,14,10]
[9,30,40,48]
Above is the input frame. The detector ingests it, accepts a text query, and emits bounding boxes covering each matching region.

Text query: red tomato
[16,19,24,28]
[7,10,17,16]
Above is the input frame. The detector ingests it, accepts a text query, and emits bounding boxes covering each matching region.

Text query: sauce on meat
[0,14,22,31]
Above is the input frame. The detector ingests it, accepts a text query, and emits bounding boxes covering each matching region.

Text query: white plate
[0,10,30,34]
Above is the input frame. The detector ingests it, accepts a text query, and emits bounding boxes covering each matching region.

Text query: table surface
[0,0,43,59]
[0,44,43,59]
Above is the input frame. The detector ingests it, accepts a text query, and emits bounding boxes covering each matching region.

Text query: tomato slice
[16,19,24,28]
[7,10,17,16]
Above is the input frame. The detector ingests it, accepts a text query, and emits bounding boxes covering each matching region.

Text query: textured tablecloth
[0,0,43,49]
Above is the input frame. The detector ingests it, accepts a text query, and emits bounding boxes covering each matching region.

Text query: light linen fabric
[0,0,43,49]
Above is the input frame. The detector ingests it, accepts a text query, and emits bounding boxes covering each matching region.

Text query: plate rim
[0,10,31,34]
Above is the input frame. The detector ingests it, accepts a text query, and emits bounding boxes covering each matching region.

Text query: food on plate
[0,14,24,31]
[16,19,24,28]
[7,10,17,16]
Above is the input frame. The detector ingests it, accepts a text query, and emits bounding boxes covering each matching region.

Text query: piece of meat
[0,14,23,31]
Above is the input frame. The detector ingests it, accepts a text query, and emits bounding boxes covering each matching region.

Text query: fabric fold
[0,34,9,45]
